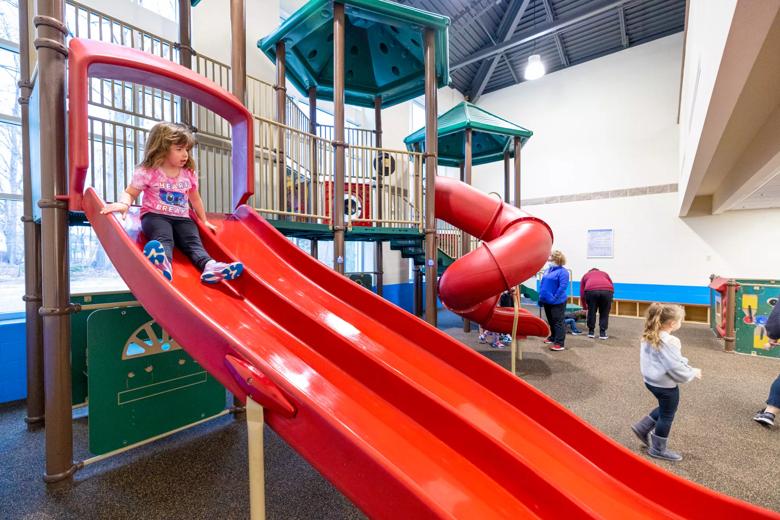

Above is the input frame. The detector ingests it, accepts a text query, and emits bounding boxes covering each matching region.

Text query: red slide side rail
[67,38,253,211]
[435,176,553,336]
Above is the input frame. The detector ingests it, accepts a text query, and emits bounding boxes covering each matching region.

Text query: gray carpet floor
[2,309,778,518]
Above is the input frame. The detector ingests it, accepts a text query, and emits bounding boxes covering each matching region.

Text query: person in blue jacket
[539,250,570,351]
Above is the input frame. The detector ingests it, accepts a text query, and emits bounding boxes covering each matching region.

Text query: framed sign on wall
[587,228,614,258]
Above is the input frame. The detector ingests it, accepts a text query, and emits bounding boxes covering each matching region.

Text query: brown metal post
[19,0,44,428]
[308,86,319,258]
[414,265,423,317]
[177,0,192,125]
[513,136,521,208]
[275,40,286,219]
[374,96,383,296]
[332,2,346,274]
[230,0,246,105]
[423,28,438,326]
[503,149,510,203]
[461,128,473,333]
[724,279,737,352]
[35,0,76,484]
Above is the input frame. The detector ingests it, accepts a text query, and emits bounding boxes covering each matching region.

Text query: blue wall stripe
[555,281,710,305]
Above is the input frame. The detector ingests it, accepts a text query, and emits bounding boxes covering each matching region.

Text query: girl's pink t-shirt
[130,167,198,218]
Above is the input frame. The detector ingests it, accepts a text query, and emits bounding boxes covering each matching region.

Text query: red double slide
[70,39,778,519]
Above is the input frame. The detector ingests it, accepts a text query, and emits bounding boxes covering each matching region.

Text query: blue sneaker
[201,260,244,284]
[143,240,172,281]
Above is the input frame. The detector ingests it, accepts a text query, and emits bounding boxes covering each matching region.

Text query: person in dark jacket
[538,250,570,351]
[753,302,780,427]
[580,268,615,340]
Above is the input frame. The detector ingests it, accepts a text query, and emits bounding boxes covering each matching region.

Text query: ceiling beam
[504,54,520,83]
[468,0,532,102]
[451,0,640,71]
[618,6,629,48]
[541,0,569,69]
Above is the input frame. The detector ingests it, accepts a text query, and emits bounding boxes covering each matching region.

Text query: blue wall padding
[564,281,710,305]
[0,319,26,404]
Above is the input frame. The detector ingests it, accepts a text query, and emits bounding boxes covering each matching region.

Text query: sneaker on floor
[571,330,583,336]
[490,341,506,349]
[201,260,244,284]
[587,332,595,338]
[500,334,512,343]
[543,338,554,344]
[599,334,609,340]
[478,334,488,344]
[143,240,172,281]
[549,344,565,351]
[753,411,776,427]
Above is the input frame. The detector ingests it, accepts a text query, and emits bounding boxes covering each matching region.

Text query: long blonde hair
[139,122,196,170]
[550,250,566,266]
[642,303,685,348]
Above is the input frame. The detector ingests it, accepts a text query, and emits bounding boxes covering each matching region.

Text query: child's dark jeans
[645,383,679,438]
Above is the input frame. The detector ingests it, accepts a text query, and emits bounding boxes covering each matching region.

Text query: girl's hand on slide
[100,202,128,219]
[693,368,702,379]
[204,221,218,233]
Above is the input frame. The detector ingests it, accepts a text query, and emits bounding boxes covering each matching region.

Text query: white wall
[531,192,780,285]
[477,34,684,197]
[467,33,780,286]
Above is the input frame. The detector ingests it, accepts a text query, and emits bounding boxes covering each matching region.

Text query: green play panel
[71,291,138,406]
[258,0,450,108]
[86,306,226,455]
[733,281,780,359]
[404,101,532,167]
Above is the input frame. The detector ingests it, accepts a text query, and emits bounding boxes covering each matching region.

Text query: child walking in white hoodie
[631,303,702,461]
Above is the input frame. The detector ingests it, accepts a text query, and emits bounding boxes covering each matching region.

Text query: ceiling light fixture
[524,54,545,80]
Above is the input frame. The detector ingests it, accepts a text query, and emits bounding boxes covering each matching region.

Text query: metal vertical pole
[423,28,438,326]
[19,0,44,428]
[414,265,423,317]
[513,136,521,208]
[275,41,286,219]
[35,0,76,484]
[230,0,246,105]
[230,0,248,414]
[374,96,383,296]
[177,0,192,126]
[332,2,346,275]
[461,128,473,332]
[308,86,319,259]
[503,149,510,203]
[724,279,737,352]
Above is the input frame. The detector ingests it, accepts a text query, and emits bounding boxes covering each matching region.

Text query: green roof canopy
[258,0,450,109]
[404,101,532,168]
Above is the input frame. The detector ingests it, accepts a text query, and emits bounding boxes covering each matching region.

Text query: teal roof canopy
[258,0,450,109]
[403,101,532,167]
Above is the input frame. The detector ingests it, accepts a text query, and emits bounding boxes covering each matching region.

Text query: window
[0,0,23,315]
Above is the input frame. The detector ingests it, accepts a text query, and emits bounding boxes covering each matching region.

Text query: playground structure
[404,100,535,333]
[710,275,780,358]
[17,0,780,517]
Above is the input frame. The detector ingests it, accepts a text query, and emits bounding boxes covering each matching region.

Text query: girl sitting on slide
[101,122,243,284]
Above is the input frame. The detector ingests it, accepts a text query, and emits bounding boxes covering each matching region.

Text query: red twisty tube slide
[435,176,554,336]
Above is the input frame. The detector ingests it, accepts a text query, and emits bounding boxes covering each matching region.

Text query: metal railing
[317,125,375,149]
[252,117,423,230]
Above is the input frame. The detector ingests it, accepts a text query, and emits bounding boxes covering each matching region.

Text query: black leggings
[585,290,613,335]
[645,383,680,438]
[141,213,211,270]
